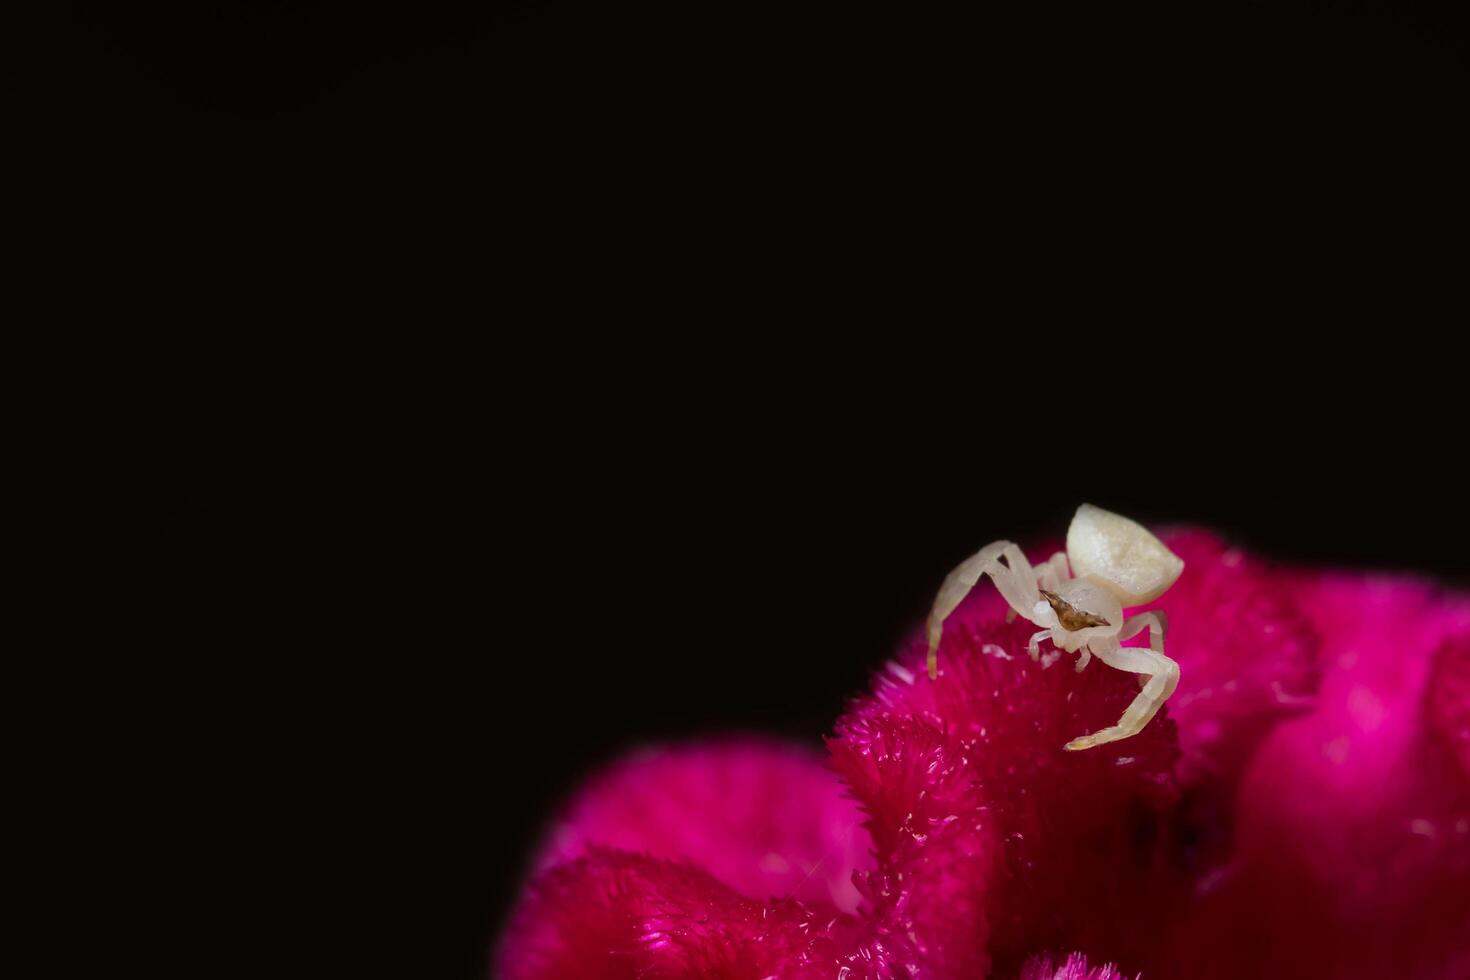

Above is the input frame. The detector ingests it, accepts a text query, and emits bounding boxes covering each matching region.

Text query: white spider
[925,503,1185,751]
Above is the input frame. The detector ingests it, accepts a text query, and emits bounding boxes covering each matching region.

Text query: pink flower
[496,530,1470,979]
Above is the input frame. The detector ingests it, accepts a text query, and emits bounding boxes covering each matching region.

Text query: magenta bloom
[497,530,1470,979]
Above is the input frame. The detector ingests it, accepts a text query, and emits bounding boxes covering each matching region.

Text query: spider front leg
[1119,610,1167,654]
[1079,610,1166,677]
[1074,644,1093,672]
[927,541,1039,679]
[1035,551,1071,592]
[1063,635,1180,751]
[1010,551,1069,623]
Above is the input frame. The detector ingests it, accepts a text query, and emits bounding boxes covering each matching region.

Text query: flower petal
[1148,530,1321,789]
[1021,952,1135,980]
[1427,628,1470,782]
[1163,575,1470,979]
[532,739,871,913]
[497,849,863,980]
[829,614,1180,977]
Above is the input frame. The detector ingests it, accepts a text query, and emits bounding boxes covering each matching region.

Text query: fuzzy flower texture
[497,530,1470,980]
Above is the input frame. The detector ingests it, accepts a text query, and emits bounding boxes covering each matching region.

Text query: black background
[57,1,1468,978]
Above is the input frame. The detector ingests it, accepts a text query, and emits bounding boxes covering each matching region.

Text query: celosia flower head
[498,529,1470,979]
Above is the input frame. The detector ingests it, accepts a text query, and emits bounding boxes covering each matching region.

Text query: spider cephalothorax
[926,504,1185,750]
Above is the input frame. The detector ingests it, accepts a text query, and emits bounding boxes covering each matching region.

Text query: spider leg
[1034,551,1071,592]
[1118,610,1167,652]
[1028,629,1054,661]
[927,541,1039,679]
[1016,552,1070,624]
[1075,643,1093,673]
[1011,552,1067,622]
[1063,638,1180,751]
